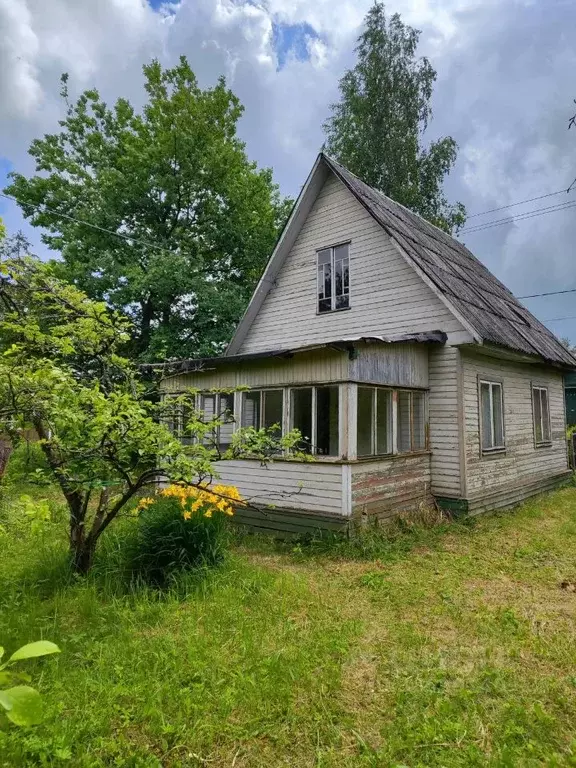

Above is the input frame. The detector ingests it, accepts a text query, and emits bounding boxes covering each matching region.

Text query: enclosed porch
[158,335,444,534]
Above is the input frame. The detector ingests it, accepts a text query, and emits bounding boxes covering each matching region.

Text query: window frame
[396,388,427,454]
[240,388,284,434]
[288,384,341,457]
[356,386,394,458]
[198,392,236,451]
[316,241,351,314]
[531,383,552,447]
[478,377,506,455]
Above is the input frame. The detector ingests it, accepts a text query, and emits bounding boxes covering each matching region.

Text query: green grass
[2,481,576,766]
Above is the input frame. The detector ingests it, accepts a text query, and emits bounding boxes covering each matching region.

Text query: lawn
[2,482,576,767]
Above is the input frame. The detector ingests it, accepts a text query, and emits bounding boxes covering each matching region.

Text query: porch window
[162,395,195,446]
[200,392,235,450]
[479,380,505,452]
[357,387,392,456]
[532,385,551,446]
[241,389,283,436]
[291,386,339,456]
[317,243,350,313]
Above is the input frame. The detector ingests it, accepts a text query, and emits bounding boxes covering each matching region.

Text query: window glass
[218,393,235,449]
[533,387,551,444]
[541,389,551,442]
[317,244,350,312]
[492,384,504,447]
[412,391,426,450]
[397,391,412,452]
[480,382,492,449]
[263,390,283,435]
[357,387,374,457]
[242,391,260,429]
[316,386,339,456]
[291,388,313,453]
[376,389,391,454]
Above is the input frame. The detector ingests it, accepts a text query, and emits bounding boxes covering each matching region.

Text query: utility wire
[518,288,576,299]
[467,188,573,219]
[542,315,576,322]
[0,191,180,256]
[460,200,576,235]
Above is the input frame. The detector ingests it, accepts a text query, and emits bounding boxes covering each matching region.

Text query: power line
[467,188,573,219]
[0,191,180,256]
[518,288,576,299]
[459,200,576,235]
[542,315,576,322]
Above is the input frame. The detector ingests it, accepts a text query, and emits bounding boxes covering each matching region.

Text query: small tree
[0,256,298,574]
[323,2,465,233]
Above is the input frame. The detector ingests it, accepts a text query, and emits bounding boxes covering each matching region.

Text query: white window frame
[239,388,284,433]
[478,379,505,453]
[288,385,340,457]
[198,392,235,450]
[316,242,350,314]
[396,389,428,454]
[532,384,552,447]
[356,386,394,457]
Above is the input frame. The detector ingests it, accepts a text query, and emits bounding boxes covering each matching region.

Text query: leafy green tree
[323,2,465,233]
[5,57,291,361]
[0,256,300,574]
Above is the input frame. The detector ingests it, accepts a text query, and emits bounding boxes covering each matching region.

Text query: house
[157,153,576,535]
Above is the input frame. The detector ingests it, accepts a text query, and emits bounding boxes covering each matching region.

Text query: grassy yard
[2,483,576,766]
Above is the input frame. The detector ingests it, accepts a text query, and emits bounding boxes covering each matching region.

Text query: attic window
[317,243,350,313]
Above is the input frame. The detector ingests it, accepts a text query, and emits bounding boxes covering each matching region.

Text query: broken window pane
[357,387,374,457]
[316,386,339,456]
[263,390,283,435]
[376,389,391,454]
[291,388,313,453]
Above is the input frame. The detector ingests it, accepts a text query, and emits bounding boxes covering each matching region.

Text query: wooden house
[157,153,576,534]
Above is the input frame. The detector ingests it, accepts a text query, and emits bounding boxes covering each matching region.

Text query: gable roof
[228,153,576,367]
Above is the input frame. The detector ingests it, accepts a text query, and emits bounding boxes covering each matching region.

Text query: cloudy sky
[1,0,576,340]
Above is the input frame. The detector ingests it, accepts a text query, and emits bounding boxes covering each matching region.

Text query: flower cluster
[137,483,243,519]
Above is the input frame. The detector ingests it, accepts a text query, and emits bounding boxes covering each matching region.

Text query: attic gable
[228,165,469,355]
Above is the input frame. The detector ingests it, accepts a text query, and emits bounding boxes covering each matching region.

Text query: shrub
[132,484,241,586]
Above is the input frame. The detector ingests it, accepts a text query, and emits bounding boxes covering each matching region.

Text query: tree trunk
[0,436,13,479]
[70,527,98,575]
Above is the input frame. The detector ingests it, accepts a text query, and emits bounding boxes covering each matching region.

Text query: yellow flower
[137,497,155,511]
[161,482,242,519]
[183,510,191,520]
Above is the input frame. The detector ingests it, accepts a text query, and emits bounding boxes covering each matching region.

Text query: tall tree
[5,58,291,361]
[323,2,465,233]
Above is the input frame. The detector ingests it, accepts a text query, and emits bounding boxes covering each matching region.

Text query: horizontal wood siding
[212,460,345,516]
[351,454,432,522]
[238,173,467,354]
[429,345,462,497]
[349,343,429,388]
[462,351,569,499]
[161,349,349,392]
[233,506,348,538]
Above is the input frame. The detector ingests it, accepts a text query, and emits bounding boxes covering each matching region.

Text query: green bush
[3,442,49,486]
[133,495,232,586]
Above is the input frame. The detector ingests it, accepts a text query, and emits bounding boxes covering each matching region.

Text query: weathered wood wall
[351,453,432,523]
[161,349,349,392]
[238,173,470,354]
[211,459,346,516]
[349,343,429,388]
[428,345,464,498]
[461,351,569,504]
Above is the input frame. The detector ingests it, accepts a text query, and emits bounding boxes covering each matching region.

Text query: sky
[1,0,576,342]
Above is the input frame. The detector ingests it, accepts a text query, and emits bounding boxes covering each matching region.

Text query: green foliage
[2,441,49,486]
[5,57,291,361]
[132,495,231,586]
[323,2,465,233]
[0,256,300,574]
[0,641,60,727]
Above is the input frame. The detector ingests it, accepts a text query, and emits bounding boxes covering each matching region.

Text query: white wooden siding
[238,173,468,354]
[212,460,346,515]
[351,454,432,521]
[462,351,568,497]
[161,349,349,393]
[428,345,463,497]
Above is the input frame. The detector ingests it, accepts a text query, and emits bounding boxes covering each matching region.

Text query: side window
[200,392,235,451]
[532,385,551,446]
[357,387,392,457]
[317,243,350,313]
[397,390,426,453]
[479,380,505,452]
[241,389,283,435]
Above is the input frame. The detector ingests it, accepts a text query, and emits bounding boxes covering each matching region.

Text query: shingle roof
[324,154,576,368]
